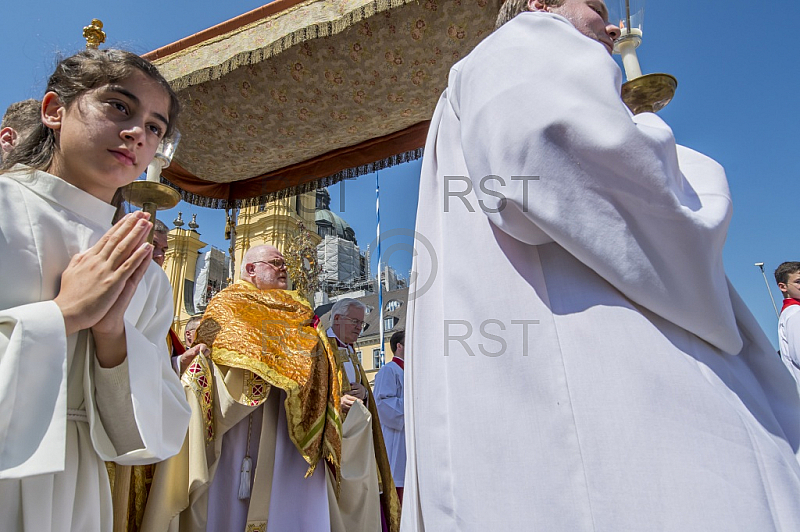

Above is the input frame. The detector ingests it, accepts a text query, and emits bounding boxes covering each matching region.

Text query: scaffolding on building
[194,246,230,313]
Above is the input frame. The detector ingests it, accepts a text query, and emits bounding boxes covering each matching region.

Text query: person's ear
[529,0,548,12]
[0,127,17,154]
[778,282,788,295]
[41,91,65,132]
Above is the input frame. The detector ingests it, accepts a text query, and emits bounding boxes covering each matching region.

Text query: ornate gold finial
[83,19,106,49]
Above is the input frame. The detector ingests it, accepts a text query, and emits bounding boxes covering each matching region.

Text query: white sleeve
[374,366,404,431]
[784,312,800,371]
[0,301,69,478]
[94,358,144,454]
[85,265,191,465]
[455,13,740,355]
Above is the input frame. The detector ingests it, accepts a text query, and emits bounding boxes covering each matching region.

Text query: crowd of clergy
[4,0,800,531]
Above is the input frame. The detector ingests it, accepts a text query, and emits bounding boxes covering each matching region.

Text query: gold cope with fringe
[191,281,343,482]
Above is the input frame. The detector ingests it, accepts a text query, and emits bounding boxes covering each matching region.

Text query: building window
[385,299,402,312]
[373,348,384,369]
[295,195,303,216]
[384,316,397,330]
[356,351,362,364]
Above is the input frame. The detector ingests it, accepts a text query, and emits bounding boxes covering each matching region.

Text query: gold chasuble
[142,282,347,531]
[195,281,343,480]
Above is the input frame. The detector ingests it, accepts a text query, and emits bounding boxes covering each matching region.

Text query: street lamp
[755,262,779,318]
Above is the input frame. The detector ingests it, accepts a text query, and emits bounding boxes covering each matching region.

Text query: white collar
[4,164,117,227]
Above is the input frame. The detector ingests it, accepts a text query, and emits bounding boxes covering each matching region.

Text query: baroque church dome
[315,188,357,244]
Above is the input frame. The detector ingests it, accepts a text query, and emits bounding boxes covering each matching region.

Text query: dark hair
[2,49,180,172]
[495,0,565,30]
[775,262,800,286]
[390,330,405,354]
[1,99,41,135]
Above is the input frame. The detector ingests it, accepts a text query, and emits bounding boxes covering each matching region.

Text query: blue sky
[2,1,798,346]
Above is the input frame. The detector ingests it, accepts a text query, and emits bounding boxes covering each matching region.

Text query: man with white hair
[402,0,800,530]
[328,299,369,414]
[327,298,401,531]
[144,244,343,532]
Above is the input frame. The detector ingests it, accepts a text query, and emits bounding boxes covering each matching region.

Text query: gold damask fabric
[194,281,342,480]
[106,462,154,532]
[146,0,500,203]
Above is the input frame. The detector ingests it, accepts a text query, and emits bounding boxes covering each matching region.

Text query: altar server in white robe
[774,261,800,381]
[0,49,190,532]
[402,1,800,530]
[373,330,406,500]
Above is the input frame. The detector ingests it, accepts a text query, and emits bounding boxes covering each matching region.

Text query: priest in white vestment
[0,166,191,531]
[326,298,401,532]
[402,2,800,531]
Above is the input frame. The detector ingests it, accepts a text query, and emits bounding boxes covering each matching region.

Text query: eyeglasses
[252,259,287,270]
[341,316,366,329]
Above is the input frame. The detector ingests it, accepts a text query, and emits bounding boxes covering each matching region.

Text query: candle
[617,38,643,81]
[146,131,181,183]
[146,158,164,183]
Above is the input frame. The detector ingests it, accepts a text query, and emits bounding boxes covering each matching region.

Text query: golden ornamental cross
[83,19,106,49]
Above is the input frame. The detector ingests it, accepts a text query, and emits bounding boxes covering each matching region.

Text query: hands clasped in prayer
[53,210,154,368]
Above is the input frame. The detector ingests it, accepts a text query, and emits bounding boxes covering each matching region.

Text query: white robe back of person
[402,13,800,532]
[778,304,800,382]
[0,167,191,532]
[373,360,405,487]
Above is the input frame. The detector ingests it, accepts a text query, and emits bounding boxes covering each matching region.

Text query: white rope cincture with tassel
[238,413,254,500]
[238,456,253,500]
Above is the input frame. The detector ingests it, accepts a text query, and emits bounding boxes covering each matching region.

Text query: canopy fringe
[160,0,416,91]
[162,147,423,209]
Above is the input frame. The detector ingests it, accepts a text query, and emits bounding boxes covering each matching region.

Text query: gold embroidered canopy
[143,0,501,208]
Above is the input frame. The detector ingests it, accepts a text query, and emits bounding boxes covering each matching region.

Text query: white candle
[146,158,164,183]
[617,39,643,81]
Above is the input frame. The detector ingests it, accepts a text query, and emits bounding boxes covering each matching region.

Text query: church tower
[163,213,207,332]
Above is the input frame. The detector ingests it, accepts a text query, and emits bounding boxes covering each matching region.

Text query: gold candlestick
[122,133,182,243]
[613,0,677,114]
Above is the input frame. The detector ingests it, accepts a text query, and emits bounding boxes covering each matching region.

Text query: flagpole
[377,171,384,367]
